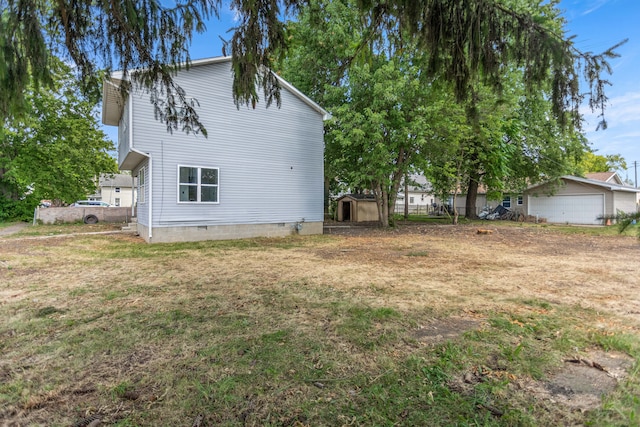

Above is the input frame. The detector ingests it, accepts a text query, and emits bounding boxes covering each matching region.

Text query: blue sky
[103,0,639,183]
[561,0,640,184]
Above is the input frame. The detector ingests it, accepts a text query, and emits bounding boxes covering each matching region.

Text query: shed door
[343,201,351,221]
[528,194,604,225]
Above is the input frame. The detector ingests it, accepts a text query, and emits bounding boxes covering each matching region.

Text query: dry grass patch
[0,223,639,426]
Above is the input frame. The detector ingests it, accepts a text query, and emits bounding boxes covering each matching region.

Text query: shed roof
[337,194,377,201]
[102,56,330,126]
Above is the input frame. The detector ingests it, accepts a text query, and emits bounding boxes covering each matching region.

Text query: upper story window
[178,166,219,203]
[115,187,121,193]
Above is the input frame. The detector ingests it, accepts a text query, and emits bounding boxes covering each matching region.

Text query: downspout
[148,156,152,240]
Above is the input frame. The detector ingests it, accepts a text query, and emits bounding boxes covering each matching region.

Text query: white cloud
[582,0,612,15]
[581,91,640,128]
[603,92,640,126]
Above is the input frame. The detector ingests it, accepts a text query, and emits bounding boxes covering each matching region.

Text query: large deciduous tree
[328,57,464,226]
[1,0,624,135]
[447,75,587,220]
[574,152,627,176]
[281,0,598,226]
[0,59,117,220]
[279,0,469,226]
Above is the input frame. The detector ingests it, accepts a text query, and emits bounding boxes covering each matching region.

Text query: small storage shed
[336,194,379,222]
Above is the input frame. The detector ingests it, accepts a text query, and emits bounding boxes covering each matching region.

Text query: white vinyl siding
[118,101,131,169]
[129,60,324,228]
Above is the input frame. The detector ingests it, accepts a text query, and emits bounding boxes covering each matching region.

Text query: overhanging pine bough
[0,0,626,134]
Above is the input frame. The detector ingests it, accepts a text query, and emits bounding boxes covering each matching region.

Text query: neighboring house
[336,194,379,222]
[394,174,521,216]
[102,56,329,243]
[453,190,527,216]
[395,175,436,214]
[524,175,640,225]
[88,173,137,208]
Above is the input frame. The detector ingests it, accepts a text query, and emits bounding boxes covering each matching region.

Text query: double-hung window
[178,166,219,203]
[502,195,511,208]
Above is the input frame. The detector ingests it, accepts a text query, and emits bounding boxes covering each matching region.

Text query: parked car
[71,200,112,207]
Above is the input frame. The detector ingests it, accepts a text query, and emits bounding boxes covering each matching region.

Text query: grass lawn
[1,222,639,426]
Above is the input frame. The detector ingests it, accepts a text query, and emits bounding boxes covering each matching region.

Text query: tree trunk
[403,177,408,219]
[451,191,459,225]
[382,190,389,226]
[374,182,389,227]
[465,171,480,219]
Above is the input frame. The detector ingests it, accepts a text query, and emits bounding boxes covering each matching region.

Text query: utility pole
[635,160,638,188]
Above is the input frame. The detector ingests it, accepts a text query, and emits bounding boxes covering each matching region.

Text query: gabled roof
[102,56,330,126]
[337,194,377,201]
[526,175,640,193]
[403,174,433,192]
[99,173,135,188]
[585,171,623,184]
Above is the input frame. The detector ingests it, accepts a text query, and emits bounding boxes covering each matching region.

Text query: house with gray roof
[88,173,137,208]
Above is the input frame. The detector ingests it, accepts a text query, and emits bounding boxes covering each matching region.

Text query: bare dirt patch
[413,316,483,343]
[520,349,635,411]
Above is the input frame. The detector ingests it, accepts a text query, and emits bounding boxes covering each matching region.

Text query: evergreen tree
[0,0,625,135]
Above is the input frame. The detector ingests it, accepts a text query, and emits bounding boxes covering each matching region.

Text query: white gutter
[148,156,152,240]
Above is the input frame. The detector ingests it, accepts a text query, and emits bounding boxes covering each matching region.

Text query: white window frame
[115,197,121,207]
[517,195,523,205]
[138,167,146,204]
[177,165,219,204]
[502,195,511,208]
[115,187,121,193]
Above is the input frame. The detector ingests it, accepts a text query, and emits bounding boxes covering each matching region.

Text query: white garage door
[528,194,604,225]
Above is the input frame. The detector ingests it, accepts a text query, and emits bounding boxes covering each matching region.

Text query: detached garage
[524,175,640,225]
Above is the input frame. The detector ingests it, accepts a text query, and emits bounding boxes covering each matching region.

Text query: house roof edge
[101,56,330,125]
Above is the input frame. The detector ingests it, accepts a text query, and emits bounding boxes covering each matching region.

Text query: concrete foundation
[36,207,134,224]
[136,221,324,243]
